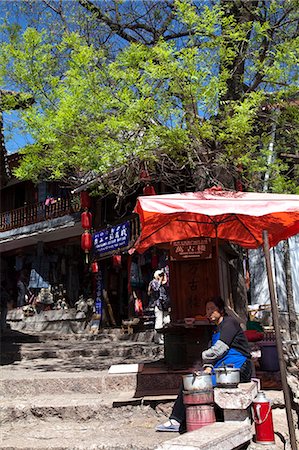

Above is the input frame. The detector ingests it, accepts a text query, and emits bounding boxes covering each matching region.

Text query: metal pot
[214,364,240,388]
[182,371,213,391]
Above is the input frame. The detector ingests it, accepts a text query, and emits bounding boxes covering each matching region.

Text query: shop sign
[95,269,103,318]
[93,221,130,255]
[169,238,212,260]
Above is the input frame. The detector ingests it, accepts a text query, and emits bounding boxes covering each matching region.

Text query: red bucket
[183,389,214,405]
[186,404,216,432]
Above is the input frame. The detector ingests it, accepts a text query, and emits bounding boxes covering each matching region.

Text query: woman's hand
[203,365,213,375]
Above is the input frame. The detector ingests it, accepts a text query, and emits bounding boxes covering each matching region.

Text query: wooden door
[169,244,219,321]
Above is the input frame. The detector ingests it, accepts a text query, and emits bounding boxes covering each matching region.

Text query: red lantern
[80,191,91,209]
[143,184,156,196]
[81,231,92,263]
[112,255,122,268]
[139,168,151,181]
[81,211,92,229]
[91,261,99,273]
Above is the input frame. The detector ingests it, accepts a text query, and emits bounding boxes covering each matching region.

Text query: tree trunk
[229,249,248,324]
[220,0,258,102]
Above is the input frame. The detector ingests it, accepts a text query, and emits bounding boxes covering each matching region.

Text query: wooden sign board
[169,238,212,260]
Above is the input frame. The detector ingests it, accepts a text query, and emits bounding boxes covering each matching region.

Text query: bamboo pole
[262,230,297,450]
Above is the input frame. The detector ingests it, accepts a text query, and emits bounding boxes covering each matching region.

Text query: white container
[182,372,213,391]
[214,365,240,388]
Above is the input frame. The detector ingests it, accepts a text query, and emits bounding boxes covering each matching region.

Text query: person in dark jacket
[148,270,170,344]
[156,297,252,432]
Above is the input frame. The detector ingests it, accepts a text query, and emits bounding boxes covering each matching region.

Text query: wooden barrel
[186,405,216,432]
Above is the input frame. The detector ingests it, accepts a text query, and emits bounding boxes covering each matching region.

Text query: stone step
[1,329,156,353]
[1,329,160,368]
[2,327,155,343]
[1,330,111,346]
[156,422,252,450]
[1,367,181,398]
[1,340,161,362]
[1,369,107,398]
[1,391,178,423]
[0,393,114,423]
[1,358,159,373]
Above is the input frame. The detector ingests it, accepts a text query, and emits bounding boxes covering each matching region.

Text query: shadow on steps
[1,328,41,365]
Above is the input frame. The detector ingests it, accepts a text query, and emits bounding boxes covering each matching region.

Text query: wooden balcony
[0,194,81,232]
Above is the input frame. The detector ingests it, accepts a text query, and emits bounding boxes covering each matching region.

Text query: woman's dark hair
[205,296,226,314]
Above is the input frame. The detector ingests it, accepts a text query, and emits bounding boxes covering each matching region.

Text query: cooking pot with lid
[214,364,240,388]
[182,371,213,391]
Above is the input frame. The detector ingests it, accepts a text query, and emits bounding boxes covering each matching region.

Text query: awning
[134,187,299,253]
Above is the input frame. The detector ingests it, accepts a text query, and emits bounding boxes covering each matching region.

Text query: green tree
[0,0,298,200]
[0,89,34,188]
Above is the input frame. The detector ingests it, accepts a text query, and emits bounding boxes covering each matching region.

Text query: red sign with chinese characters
[169,238,212,260]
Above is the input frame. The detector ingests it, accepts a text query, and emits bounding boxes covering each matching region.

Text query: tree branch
[78,0,140,43]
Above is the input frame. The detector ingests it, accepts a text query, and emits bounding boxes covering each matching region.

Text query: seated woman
[156,297,252,432]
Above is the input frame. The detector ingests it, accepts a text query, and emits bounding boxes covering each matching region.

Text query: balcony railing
[0,194,81,232]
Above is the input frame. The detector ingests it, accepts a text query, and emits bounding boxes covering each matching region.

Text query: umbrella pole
[262,230,297,450]
[215,227,220,296]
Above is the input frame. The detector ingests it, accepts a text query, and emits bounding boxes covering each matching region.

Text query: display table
[162,323,213,368]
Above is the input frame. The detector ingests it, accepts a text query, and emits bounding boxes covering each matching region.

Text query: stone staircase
[1,319,295,449]
[0,324,180,450]
[1,327,163,370]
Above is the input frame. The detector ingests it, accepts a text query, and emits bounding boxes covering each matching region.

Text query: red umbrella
[134,187,299,253]
[133,187,299,449]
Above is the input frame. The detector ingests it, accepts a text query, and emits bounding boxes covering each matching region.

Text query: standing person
[148,270,170,344]
[156,297,252,432]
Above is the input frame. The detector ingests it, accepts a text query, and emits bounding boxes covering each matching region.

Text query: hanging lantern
[81,231,92,251]
[139,168,151,182]
[81,211,92,229]
[143,184,156,196]
[81,231,92,263]
[112,255,122,268]
[91,261,99,273]
[80,191,91,209]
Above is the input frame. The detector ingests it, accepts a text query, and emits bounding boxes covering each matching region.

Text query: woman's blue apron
[211,331,246,386]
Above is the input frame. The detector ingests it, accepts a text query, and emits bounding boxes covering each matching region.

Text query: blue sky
[1,1,34,154]
[3,111,34,154]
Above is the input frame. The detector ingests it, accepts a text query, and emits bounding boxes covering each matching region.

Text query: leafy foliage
[0,0,298,196]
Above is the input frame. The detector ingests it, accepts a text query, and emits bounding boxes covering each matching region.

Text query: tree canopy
[0,0,298,200]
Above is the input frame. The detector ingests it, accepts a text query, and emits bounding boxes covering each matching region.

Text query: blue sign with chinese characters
[93,221,130,255]
[95,269,103,317]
